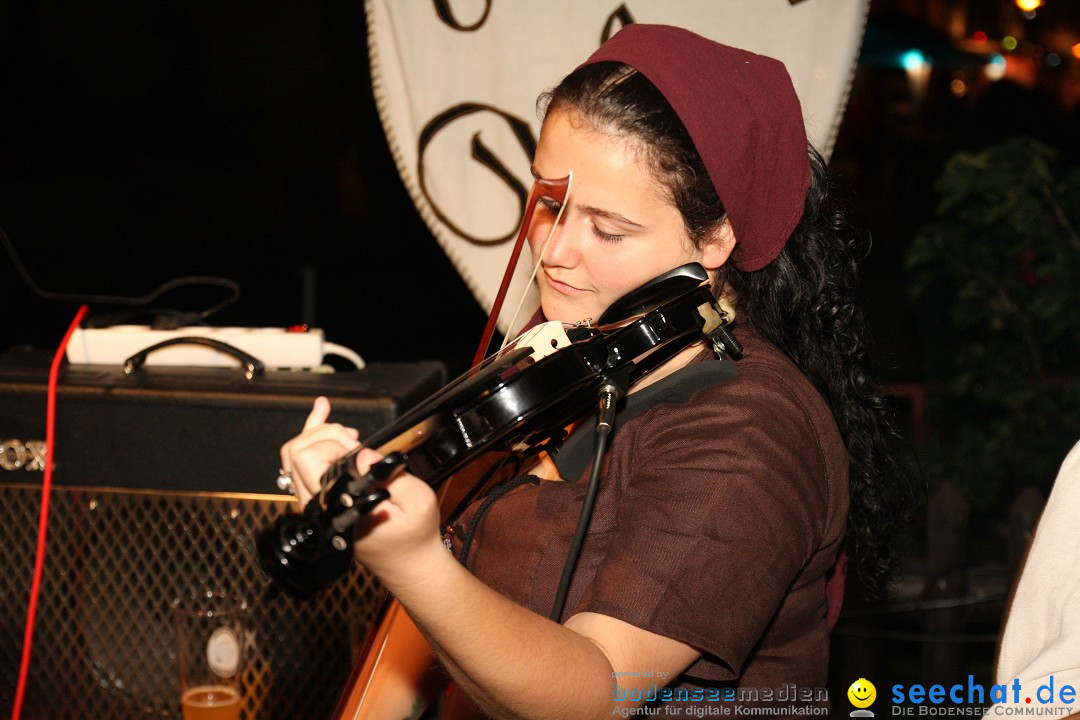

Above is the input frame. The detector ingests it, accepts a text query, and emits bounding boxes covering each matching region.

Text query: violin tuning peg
[358,488,391,515]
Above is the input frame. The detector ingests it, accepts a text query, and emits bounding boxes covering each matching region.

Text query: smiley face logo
[847,678,877,709]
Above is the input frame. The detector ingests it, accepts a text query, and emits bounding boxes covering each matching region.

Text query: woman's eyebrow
[576,204,645,229]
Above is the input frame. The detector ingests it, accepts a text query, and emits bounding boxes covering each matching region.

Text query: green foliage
[906,137,1080,505]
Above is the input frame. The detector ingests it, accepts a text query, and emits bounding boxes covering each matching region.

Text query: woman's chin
[540,297,601,326]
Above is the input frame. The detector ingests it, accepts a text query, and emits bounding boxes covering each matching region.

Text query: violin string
[498,171,573,353]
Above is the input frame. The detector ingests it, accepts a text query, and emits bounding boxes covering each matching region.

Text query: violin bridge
[511,320,574,363]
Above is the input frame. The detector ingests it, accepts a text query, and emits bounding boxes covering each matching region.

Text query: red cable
[11,304,89,720]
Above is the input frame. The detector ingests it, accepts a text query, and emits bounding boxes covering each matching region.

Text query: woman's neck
[628,338,709,394]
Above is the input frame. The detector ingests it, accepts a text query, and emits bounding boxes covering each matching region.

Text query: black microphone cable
[549,382,622,622]
[1,223,241,326]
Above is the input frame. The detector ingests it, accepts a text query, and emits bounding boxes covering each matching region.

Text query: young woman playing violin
[280,24,903,719]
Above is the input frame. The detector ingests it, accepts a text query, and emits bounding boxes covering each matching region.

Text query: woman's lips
[544,272,587,295]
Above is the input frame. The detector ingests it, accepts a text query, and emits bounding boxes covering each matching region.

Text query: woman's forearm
[383,540,617,720]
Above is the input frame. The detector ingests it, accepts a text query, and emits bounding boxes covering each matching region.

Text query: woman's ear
[699,219,736,270]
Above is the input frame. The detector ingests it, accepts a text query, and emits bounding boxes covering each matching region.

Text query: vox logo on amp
[0,438,48,472]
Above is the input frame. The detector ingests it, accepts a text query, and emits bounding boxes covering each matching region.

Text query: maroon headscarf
[580,24,811,271]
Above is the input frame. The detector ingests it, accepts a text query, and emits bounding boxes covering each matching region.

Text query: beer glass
[174,590,245,720]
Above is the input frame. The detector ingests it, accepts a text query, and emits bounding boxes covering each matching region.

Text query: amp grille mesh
[0,484,383,720]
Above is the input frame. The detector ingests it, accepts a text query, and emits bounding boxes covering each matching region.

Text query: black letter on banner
[601,5,635,44]
[433,0,491,32]
[418,103,536,245]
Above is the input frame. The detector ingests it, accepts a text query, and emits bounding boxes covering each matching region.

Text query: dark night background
[2,0,1078,377]
[1,0,487,376]
[2,0,1080,710]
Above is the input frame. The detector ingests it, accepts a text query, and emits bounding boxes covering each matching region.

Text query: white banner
[366,0,870,327]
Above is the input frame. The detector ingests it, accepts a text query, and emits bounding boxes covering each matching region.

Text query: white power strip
[65,325,364,370]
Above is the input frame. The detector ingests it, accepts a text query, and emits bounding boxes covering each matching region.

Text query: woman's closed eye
[590,223,625,243]
[538,196,627,242]
[538,196,563,213]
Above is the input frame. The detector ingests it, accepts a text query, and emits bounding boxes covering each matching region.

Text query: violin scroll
[257,453,405,599]
[257,501,353,600]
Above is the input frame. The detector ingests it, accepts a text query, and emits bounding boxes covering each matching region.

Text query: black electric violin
[256,262,740,599]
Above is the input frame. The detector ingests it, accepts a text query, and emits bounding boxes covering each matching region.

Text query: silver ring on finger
[276,468,296,495]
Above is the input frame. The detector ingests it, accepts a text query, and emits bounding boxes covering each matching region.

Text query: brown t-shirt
[444,331,848,709]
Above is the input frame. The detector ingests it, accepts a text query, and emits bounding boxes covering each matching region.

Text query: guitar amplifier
[0,345,445,492]
[0,346,445,720]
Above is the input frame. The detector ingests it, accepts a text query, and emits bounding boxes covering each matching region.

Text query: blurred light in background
[986,53,1008,81]
[901,48,928,71]
[902,49,932,107]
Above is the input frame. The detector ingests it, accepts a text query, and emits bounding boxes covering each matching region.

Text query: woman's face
[528,109,731,325]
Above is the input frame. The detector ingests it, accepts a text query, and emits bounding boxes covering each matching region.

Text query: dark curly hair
[543,62,906,597]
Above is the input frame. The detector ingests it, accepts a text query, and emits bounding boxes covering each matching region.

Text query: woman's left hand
[279,396,361,509]
[351,448,445,590]
[279,397,444,589]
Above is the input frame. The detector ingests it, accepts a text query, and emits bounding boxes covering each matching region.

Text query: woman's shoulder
[676,329,836,431]
[624,327,847,479]
[724,328,826,403]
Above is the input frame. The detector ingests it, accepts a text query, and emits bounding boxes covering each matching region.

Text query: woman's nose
[539,218,583,266]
